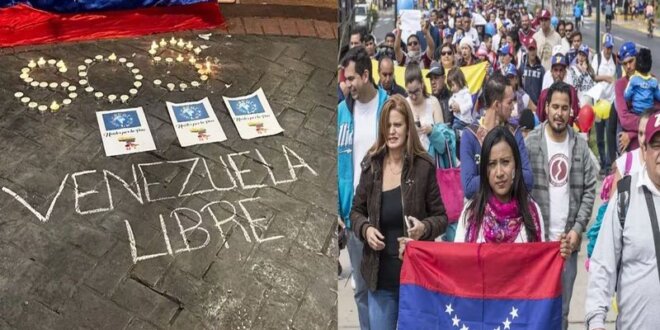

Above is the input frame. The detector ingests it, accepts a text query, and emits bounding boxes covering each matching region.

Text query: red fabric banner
[0,2,225,48]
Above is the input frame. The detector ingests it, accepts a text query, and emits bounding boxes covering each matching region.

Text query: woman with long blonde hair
[351,95,447,330]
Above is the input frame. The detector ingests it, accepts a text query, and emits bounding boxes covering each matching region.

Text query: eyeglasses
[408,41,419,46]
[441,51,453,56]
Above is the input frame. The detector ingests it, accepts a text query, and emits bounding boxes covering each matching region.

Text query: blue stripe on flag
[398,284,562,330]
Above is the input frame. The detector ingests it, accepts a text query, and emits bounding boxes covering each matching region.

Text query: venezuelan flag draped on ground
[398,241,564,330]
[0,0,224,47]
[371,60,487,106]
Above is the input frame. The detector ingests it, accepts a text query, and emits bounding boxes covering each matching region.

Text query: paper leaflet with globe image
[96,107,156,156]
[222,88,284,140]
[166,97,227,147]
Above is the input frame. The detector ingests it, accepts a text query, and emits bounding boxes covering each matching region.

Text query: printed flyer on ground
[222,88,284,140]
[96,107,156,156]
[166,97,227,147]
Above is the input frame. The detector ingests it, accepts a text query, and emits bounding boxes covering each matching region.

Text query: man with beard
[364,34,377,58]
[460,73,534,199]
[526,81,597,330]
[394,17,435,69]
[533,9,562,71]
[520,39,545,105]
[378,57,407,97]
[427,62,453,125]
[337,47,389,330]
[518,14,536,48]
[536,54,579,123]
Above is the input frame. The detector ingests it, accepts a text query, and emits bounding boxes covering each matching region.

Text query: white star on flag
[445,303,454,315]
[503,318,511,329]
[510,307,519,319]
[452,315,460,327]
[460,325,469,330]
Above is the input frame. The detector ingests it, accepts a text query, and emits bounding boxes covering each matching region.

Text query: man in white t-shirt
[337,46,389,330]
[525,81,597,330]
[591,34,618,176]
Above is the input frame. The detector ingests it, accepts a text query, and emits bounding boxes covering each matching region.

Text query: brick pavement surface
[0,32,338,330]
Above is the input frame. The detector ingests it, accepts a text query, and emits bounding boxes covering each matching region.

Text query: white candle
[22,67,30,73]
[167,83,175,91]
[153,79,162,86]
[149,49,157,56]
[159,38,167,47]
[61,81,70,88]
[39,82,48,88]
[58,66,67,73]
[68,86,77,92]
[176,54,184,62]
[200,75,208,82]
[193,47,202,55]
[21,96,30,104]
[154,56,162,64]
[120,95,129,103]
[205,61,211,73]
[170,37,177,45]
[69,93,78,99]
[108,94,117,103]
[14,92,24,99]
[108,53,117,62]
[79,79,87,86]
[126,62,134,68]
[132,68,140,74]
[95,55,103,61]
[84,59,93,64]
[179,83,188,91]
[28,60,37,68]
[119,58,127,64]
[24,78,33,84]
[37,57,46,67]
[50,101,60,111]
[129,88,138,95]
[165,57,173,65]
[38,105,47,112]
[30,81,39,88]
[94,92,104,99]
[49,82,58,89]
[178,38,185,46]
[189,56,197,65]
[79,71,87,77]
[151,41,158,49]
[62,99,72,106]
[135,74,143,80]
[134,81,142,88]
[186,41,194,50]
[19,73,29,80]
[47,59,56,66]
[56,60,65,68]
[191,81,200,88]
[28,102,37,109]
[78,65,86,71]
[85,86,94,93]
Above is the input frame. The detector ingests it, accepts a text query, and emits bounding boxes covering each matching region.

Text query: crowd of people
[338,1,660,329]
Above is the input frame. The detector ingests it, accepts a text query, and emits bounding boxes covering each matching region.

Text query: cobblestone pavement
[0,33,337,330]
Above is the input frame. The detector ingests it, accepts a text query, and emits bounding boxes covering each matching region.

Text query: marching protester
[526,81,597,330]
[378,57,407,97]
[394,17,435,69]
[460,73,533,199]
[455,126,545,243]
[351,95,446,330]
[569,45,596,106]
[585,110,660,330]
[404,63,444,153]
[338,46,389,330]
[591,33,618,177]
[532,9,562,71]
[427,62,453,125]
[439,43,456,72]
[520,38,545,106]
[505,63,536,125]
[536,54,579,124]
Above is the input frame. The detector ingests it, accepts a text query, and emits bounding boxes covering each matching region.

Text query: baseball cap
[498,43,511,55]
[426,62,445,77]
[504,63,518,76]
[538,9,551,19]
[527,38,537,50]
[602,33,614,48]
[443,28,454,37]
[578,44,590,57]
[618,41,637,61]
[551,53,568,67]
[645,112,660,145]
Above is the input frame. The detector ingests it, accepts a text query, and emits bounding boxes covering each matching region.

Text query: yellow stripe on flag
[370,59,487,96]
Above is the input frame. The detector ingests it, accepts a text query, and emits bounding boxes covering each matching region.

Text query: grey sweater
[585,171,660,330]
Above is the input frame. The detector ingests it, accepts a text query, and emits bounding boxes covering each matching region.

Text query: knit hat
[460,36,474,53]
